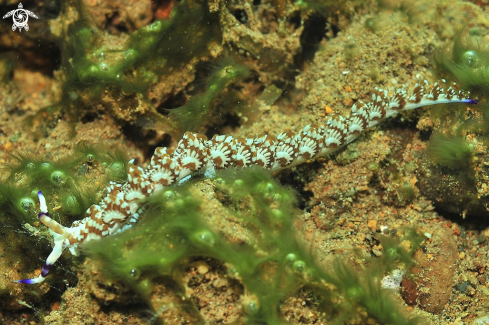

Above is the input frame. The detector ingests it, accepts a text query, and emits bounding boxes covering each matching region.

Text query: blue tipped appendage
[14,191,67,284]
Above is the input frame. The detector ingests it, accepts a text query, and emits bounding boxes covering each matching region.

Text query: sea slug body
[15,80,477,284]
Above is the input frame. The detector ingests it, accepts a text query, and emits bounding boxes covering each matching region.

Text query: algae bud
[462,50,479,68]
[19,197,35,212]
[233,179,244,188]
[109,162,126,179]
[40,162,53,171]
[50,170,67,185]
[26,162,36,170]
[64,195,81,214]
[292,260,306,273]
[285,253,297,263]
[129,268,140,279]
[191,229,215,247]
[99,62,109,72]
[162,190,176,200]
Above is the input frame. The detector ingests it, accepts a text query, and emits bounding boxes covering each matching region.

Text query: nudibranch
[15,80,477,284]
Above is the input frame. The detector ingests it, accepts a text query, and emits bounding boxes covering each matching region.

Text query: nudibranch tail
[15,80,477,284]
[14,191,70,284]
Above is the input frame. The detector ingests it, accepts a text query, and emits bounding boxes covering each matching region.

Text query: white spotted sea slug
[15,80,477,284]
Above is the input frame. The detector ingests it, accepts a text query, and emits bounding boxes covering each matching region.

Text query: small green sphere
[138,279,152,296]
[99,62,109,72]
[109,161,125,179]
[174,198,186,209]
[285,253,297,263]
[215,178,225,185]
[272,193,282,202]
[40,162,53,171]
[129,268,140,279]
[233,179,244,188]
[364,17,380,33]
[265,182,274,193]
[88,65,99,75]
[93,49,105,59]
[143,71,156,81]
[256,182,275,195]
[271,208,283,220]
[385,246,398,259]
[462,50,479,68]
[50,170,67,185]
[19,197,35,212]
[208,84,218,93]
[25,162,36,170]
[191,229,215,247]
[159,258,168,267]
[292,260,306,273]
[163,190,176,200]
[244,299,259,315]
[69,91,78,101]
[64,195,81,213]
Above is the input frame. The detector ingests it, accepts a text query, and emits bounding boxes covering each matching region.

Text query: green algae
[168,58,250,132]
[427,133,473,170]
[435,29,489,91]
[0,143,129,293]
[29,0,225,135]
[83,167,423,324]
[1,143,128,220]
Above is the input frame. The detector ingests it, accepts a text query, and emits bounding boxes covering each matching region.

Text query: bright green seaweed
[82,167,423,324]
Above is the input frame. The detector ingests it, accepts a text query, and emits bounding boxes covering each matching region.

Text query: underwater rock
[417,151,489,218]
[401,224,458,314]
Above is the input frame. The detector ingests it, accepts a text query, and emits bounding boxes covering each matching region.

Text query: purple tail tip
[466,99,478,104]
[14,279,35,284]
[14,274,46,284]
